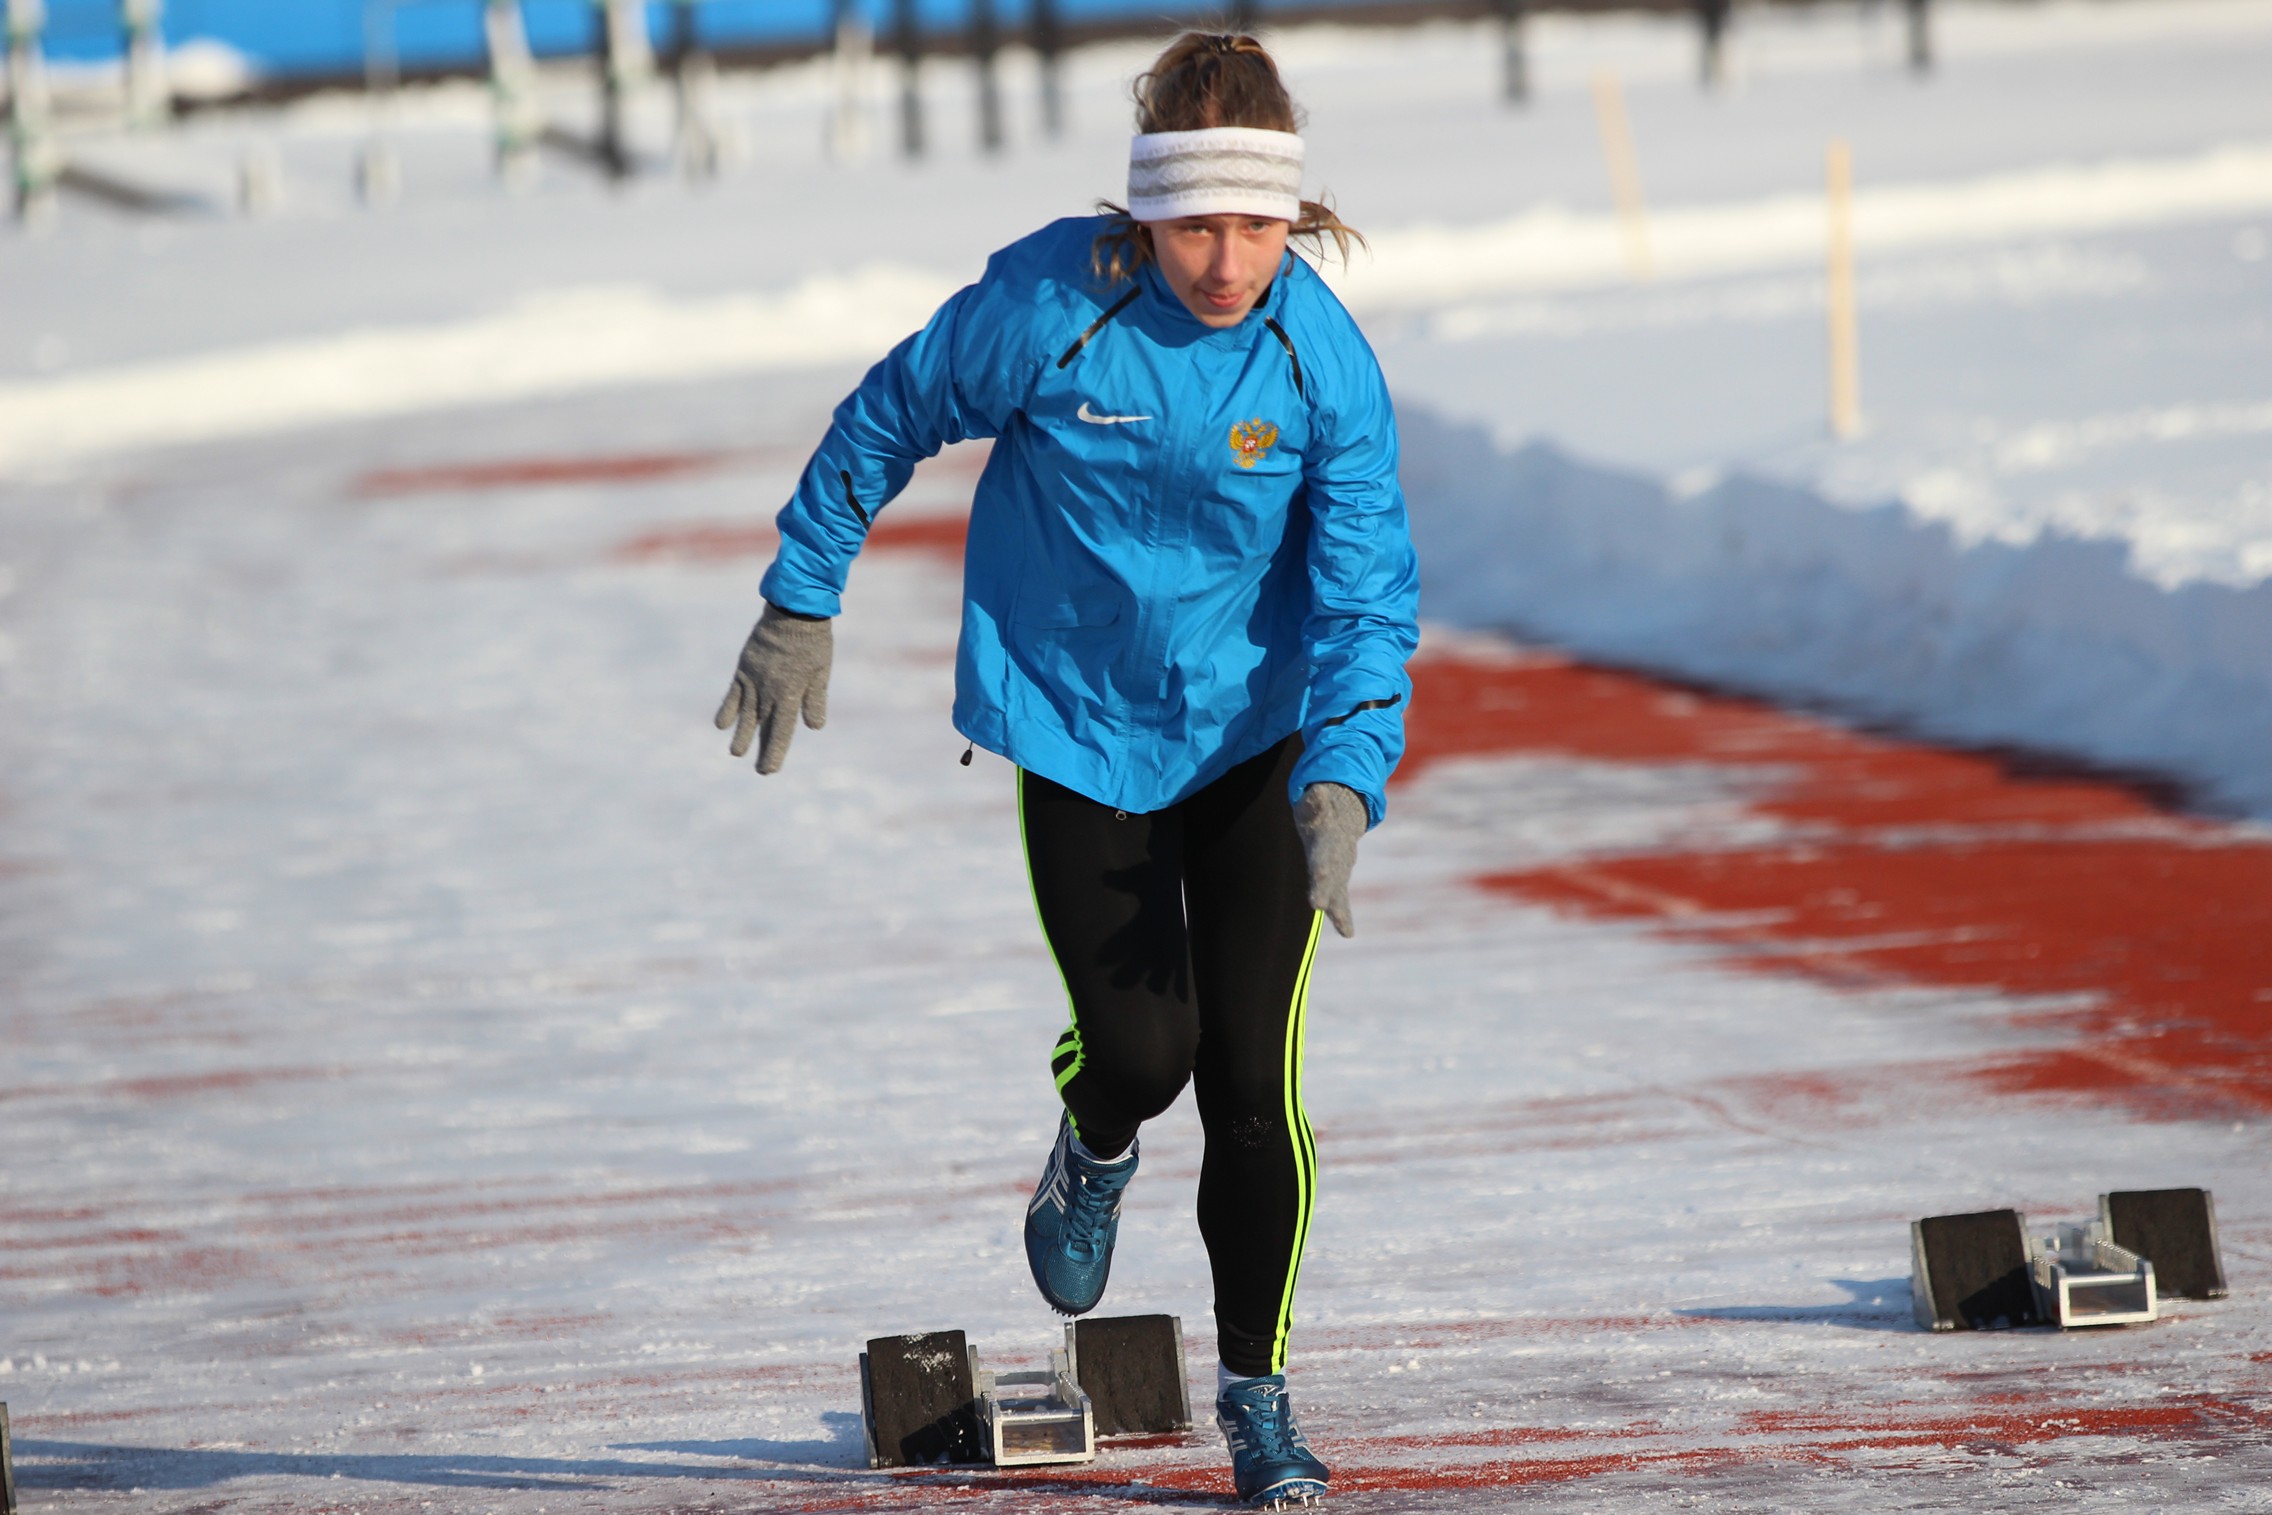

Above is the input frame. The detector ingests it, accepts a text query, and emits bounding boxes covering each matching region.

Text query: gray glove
[1294,782,1368,939]
[714,602,833,774]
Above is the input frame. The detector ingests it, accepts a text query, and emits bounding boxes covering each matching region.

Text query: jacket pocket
[1011,594,1122,630]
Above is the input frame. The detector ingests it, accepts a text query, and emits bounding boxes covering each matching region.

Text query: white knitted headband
[1127,127,1305,222]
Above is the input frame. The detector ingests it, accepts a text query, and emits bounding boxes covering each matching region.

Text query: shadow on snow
[1676,1277,1915,1331]
[15,1415,873,1494]
[17,1417,1226,1506]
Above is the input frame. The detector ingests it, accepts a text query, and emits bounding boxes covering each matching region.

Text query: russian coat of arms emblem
[1228,418,1280,469]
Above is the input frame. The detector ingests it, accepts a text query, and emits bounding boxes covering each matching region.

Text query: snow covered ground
[5,374,2269,1511]
[3,2,2271,1509]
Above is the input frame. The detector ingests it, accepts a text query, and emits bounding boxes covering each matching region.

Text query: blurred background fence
[9,0,1933,103]
[5,0,1933,215]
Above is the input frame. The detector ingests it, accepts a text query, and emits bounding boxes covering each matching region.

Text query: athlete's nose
[1208,234,1242,287]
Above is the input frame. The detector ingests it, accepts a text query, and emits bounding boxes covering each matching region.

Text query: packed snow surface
[3,4,2272,1510]
[5,371,2269,1512]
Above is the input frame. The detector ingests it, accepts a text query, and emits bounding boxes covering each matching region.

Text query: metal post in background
[1696,0,1729,89]
[828,0,872,161]
[1230,0,1257,34]
[237,139,280,213]
[120,0,169,127]
[358,0,402,203]
[970,0,1001,155]
[892,0,922,159]
[597,0,653,180]
[1032,0,1063,139]
[1497,0,1526,105]
[1905,0,1932,72]
[482,0,542,187]
[5,0,62,223]
[668,0,719,181]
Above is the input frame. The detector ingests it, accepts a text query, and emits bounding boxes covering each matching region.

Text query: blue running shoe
[1216,1375,1330,1508]
[1023,1115,1137,1315]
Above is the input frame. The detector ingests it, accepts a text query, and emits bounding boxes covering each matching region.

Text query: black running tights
[1018,736,1321,1378]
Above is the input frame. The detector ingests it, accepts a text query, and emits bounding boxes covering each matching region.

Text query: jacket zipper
[1056,288,1142,369]
[1261,318,1306,400]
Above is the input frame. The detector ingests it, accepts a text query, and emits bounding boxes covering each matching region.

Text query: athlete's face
[1146,214,1292,328]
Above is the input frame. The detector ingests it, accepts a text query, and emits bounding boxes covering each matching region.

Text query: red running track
[1399,650,2272,1117]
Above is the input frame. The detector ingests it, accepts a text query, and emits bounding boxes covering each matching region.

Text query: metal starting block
[977,1350,1095,1466]
[2029,1221,2156,1328]
[1912,1189,2226,1332]
[860,1314,1190,1469]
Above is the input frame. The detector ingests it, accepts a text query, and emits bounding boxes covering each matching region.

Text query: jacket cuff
[1289,741,1387,829]
[757,559,844,620]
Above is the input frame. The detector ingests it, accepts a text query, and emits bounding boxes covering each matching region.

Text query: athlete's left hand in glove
[1295,782,1368,939]
[714,602,832,774]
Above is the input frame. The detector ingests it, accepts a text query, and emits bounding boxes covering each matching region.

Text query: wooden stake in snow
[1826,137,1862,438]
[1590,71,1653,281]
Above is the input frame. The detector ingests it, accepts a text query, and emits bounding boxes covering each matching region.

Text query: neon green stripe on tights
[1269,909,1325,1374]
[1017,769,1087,1121]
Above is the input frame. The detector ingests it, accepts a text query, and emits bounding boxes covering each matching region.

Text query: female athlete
[715,32,1419,1506]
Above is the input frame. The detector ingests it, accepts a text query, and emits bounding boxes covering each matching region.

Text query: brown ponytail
[1091,31,1365,285]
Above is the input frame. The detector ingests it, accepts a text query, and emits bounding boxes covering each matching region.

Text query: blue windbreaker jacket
[759,216,1421,826]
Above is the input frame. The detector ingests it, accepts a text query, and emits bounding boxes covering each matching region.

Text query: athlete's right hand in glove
[1295,782,1368,939]
[714,602,833,775]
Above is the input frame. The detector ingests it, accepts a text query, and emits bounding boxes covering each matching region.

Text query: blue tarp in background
[32,0,1294,75]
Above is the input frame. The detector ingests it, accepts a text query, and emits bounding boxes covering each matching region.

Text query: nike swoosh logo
[1077,401,1153,425]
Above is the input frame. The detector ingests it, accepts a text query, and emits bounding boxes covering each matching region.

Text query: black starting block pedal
[3,1401,16,1515]
[860,1331,984,1468]
[1910,1209,2043,1330]
[2103,1188,2228,1300]
[1068,1314,1192,1435]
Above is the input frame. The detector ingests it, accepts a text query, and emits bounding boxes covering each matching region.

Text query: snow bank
[1401,405,2272,817]
[0,267,953,477]
[1333,141,2272,310]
